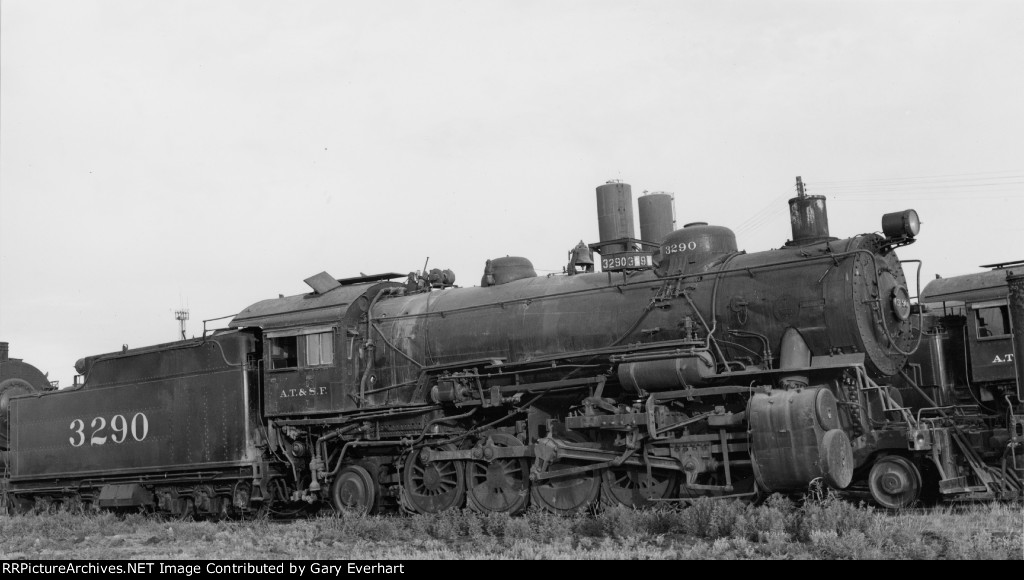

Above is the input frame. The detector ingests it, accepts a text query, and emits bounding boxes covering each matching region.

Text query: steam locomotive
[2,180,1021,517]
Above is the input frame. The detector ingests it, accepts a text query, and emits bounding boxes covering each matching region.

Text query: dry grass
[1,496,1020,560]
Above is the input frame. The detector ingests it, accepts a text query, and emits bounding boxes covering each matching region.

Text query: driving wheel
[601,466,677,508]
[465,433,530,515]
[530,433,600,515]
[402,443,465,514]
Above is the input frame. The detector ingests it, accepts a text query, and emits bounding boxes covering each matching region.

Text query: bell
[567,241,594,275]
[573,241,594,265]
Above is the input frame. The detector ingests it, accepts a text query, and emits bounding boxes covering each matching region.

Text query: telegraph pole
[175,309,189,340]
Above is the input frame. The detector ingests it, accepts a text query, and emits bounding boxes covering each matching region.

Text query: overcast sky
[2,0,1022,387]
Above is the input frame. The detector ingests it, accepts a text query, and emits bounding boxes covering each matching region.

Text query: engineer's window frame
[305,331,335,367]
[975,304,1011,340]
[269,336,298,370]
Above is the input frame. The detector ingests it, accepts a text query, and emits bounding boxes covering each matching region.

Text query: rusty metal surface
[788,194,831,244]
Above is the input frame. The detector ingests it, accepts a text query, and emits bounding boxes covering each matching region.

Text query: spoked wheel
[331,464,378,515]
[465,433,530,515]
[868,455,922,509]
[402,444,465,514]
[530,433,600,515]
[601,466,677,508]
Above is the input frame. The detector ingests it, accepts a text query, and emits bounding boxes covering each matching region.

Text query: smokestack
[787,176,831,245]
[0,342,8,362]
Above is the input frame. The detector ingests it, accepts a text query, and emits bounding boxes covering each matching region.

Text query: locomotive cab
[919,264,1020,402]
[229,273,407,417]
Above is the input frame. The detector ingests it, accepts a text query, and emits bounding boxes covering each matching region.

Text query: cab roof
[229,272,404,330]
[920,268,1012,305]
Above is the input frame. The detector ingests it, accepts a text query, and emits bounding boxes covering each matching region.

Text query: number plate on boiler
[601,253,653,270]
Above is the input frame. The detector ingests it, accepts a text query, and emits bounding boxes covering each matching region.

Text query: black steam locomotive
[2,180,1021,517]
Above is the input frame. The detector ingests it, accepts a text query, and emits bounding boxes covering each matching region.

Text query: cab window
[269,336,298,369]
[305,331,334,367]
[976,305,1010,338]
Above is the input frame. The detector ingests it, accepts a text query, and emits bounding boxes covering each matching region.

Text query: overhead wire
[813,169,1022,185]
[734,170,1022,236]
[733,191,790,237]
[812,172,1023,200]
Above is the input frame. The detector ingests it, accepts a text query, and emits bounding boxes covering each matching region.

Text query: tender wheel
[178,497,196,521]
[231,481,252,516]
[868,455,921,509]
[331,464,378,515]
[402,444,465,514]
[63,494,85,515]
[601,466,677,508]
[6,495,34,516]
[465,433,530,515]
[530,433,600,515]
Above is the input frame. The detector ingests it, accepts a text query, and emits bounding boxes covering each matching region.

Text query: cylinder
[638,192,675,245]
[788,194,830,245]
[1008,271,1024,399]
[596,181,635,254]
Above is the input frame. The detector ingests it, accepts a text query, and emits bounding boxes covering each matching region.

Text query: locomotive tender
[3,180,1021,517]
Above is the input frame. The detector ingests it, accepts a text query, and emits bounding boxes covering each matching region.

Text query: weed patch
[1,498,1019,559]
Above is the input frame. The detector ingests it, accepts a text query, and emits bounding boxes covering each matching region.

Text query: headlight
[882,209,921,239]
